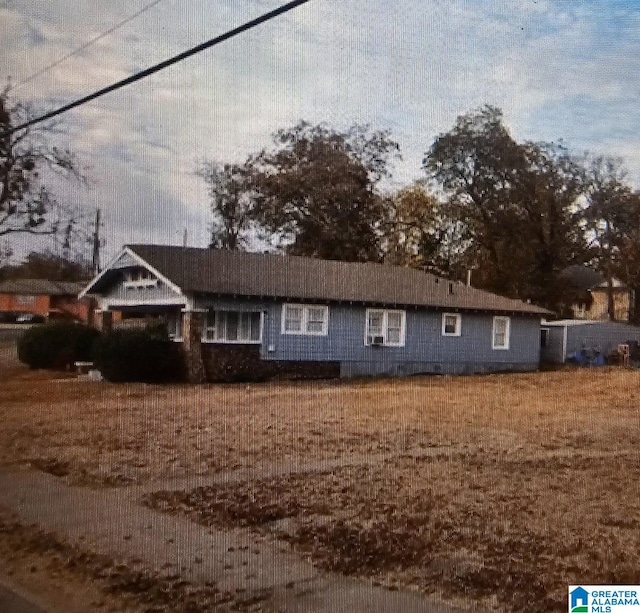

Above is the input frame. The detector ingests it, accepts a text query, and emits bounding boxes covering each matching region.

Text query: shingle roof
[117,244,550,316]
[0,278,85,296]
[559,265,605,291]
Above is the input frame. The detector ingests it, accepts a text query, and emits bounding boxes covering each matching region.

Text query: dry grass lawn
[1,340,640,612]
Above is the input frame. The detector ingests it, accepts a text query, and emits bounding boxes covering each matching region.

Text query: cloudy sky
[2,0,640,262]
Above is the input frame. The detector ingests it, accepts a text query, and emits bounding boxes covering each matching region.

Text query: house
[540,319,640,364]
[561,265,633,322]
[0,278,92,323]
[80,245,551,382]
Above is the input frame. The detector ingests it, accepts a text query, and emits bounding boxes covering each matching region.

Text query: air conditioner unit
[368,335,385,346]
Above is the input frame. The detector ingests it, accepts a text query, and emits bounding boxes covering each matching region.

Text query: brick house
[0,278,92,322]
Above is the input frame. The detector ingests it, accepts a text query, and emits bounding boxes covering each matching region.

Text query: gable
[110,251,139,269]
[80,247,183,300]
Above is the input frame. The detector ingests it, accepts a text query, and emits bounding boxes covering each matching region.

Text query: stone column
[182,310,206,383]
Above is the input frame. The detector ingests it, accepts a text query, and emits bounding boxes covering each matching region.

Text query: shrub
[17,322,100,370]
[92,326,185,383]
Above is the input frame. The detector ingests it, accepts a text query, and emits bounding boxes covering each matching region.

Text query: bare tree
[0,89,83,241]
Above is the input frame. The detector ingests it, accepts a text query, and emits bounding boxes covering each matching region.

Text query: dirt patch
[146,485,309,528]
[3,342,640,612]
[289,519,432,574]
[145,452,640,613]
[29,457,71,477]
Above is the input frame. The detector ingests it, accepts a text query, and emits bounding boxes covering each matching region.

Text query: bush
[17,322,100,370]
[92,326,185,383]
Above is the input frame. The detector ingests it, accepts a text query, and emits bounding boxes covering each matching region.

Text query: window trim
[15,294,36,306]
[123,268,158,290]
[364,308,406,347]
[441,312,462,337]
[202,310,263,344]
[540,327,549,349]
[492,316,511,350]
[281,303,329,336]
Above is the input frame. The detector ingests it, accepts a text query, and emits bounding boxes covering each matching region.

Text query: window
[123,268,158,289]
[442,313,461,336]
[365,309,406,346]
[281,304,329,335]
[15,294,35,306]
[283,305,303,333]
[203,310,262,343]
[492,316,510,350]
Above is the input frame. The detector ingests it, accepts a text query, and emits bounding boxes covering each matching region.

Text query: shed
[541,319,640,364]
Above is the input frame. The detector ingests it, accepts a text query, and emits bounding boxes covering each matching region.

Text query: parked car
[15,313,45,324]
[0,312,17,323]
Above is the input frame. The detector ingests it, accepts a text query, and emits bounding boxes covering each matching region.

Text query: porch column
[95,309,113,333]
[182,309,206,383]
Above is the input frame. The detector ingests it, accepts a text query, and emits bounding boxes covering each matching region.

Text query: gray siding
[542,321,640,363]
[97,284,543,376]
[565,322,640,360]
[260,303,541,375]
[102,270,184,305]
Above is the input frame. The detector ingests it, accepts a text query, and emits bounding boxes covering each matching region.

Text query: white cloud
[2,0,640,259]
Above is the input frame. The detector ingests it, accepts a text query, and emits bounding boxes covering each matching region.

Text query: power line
[12,0,165,92]
[2,0,312,138]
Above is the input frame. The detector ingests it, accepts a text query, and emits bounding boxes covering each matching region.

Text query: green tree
[424,106,586,309]
[197,159,258,250]
[252,121,399,262]
[514,142,586,307]
[616,191,640,322]
[382,182,446,270]
[580,157,640,320]
[1,89,82,241]
[3,250,91,281]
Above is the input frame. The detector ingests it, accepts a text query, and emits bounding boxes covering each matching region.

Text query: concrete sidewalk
[0,579,50,613]
[0,467,464,613]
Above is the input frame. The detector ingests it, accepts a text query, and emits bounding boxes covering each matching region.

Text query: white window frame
[364,309,406,347]
[441,312,461,337]
[203,310,263,344]
[492,316,511,350]
[281,303,329,336]
[15,294,36,306]
[123,268,159,290]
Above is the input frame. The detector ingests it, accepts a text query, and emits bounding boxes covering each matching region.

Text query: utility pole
[183,227,188,248]
[62,220,73,262]
[91,208,101,275]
